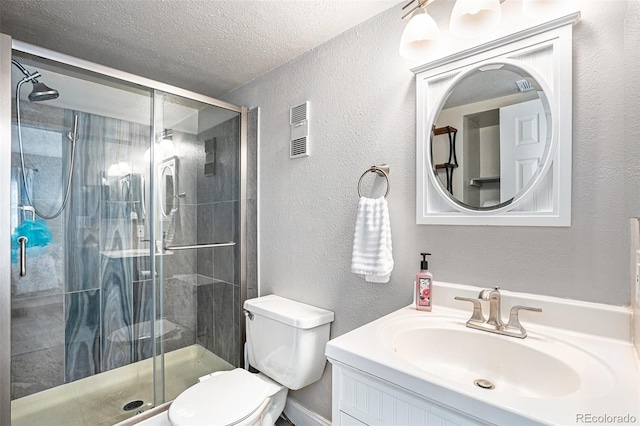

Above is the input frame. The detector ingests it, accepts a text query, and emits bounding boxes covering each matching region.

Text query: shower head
[12,59,59,102]
[29,81,59,101]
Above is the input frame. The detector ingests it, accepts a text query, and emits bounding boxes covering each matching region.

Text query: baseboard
[283,397,331,426]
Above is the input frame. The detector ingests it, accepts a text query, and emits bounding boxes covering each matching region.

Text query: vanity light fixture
[107,161,131,177]
[143,129,175,163]
[399,0,440,60]
[399,0,505,60]
[401,0,571,60]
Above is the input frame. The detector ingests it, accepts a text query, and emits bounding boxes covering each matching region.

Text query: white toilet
[167,294,334,426]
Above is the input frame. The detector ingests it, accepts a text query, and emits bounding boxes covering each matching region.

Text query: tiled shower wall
[11,104,248,399]
[162,115,242,367]
[10,103,71,399]
[65,110,150,379]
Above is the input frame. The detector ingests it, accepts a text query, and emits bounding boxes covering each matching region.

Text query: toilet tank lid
[244,295,334,329]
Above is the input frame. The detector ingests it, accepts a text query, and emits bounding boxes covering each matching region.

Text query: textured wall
[223,1,639,420]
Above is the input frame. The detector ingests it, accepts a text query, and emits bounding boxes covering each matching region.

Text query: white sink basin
[385,316,614,399]
[326,284,640,426]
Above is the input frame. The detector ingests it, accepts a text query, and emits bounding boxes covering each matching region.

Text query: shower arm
[11,59,41,83]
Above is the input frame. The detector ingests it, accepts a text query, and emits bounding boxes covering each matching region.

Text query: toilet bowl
[166,295,334,426]
[168,369,287,426]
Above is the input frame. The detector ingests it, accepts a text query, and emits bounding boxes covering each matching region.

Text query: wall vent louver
[516,79,534,93]
[290,101,309,158]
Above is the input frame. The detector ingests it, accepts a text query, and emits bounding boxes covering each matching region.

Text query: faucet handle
[505,305,542,337]
[454,296,485,324]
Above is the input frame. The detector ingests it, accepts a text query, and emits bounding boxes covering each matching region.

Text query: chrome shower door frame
[0,33,14,426]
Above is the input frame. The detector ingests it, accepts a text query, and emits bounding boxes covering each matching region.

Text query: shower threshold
[11,344,233,426]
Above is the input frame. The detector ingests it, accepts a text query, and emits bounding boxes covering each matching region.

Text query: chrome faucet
[455,287,541,338]
[479,287,504,328]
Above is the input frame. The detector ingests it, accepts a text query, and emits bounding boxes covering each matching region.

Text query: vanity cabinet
[331,363,491,426]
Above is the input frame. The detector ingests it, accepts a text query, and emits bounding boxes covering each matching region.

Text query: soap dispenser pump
[415,253,433,312]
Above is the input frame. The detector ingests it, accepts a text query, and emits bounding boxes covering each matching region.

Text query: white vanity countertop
[325,282,640,425]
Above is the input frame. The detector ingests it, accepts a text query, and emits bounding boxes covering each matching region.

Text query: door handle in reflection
[18,236,28,277]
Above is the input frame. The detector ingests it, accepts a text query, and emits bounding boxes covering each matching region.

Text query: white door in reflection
[500,98,549,209]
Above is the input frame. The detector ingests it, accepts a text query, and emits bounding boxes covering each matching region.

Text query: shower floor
[11,344,233,426]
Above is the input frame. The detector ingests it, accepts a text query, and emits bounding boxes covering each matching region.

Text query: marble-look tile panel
[171,203,197,247]
[196,283,214,353]
[247,108,258,201]
[11,294,64,356]
[233,284,241,367]
[196,203,214,244]
[196,116,240,204]
[163,277,196,353]
[247,198,258,300]
[11,294,65,399]
[212,201,238,285]
[66,112,103,294]
[196,247,214,278]
[162,249,196,281]
[213,246,236,285]
[247,109,258,300]
[10,151,64,212]
[101,257,133,372]
[213,281,236,365]
[212,201,237,243]
[11,345,65,399]
[65,289,101,382]
[172,131,200,206]
[11,243,64,297]
[196,203,214,278]
[133,279,153,362]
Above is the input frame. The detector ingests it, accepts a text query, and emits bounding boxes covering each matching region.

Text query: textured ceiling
[1,0,402,99]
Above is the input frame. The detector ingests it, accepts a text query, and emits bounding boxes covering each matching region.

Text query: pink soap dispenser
[415,253,433,312]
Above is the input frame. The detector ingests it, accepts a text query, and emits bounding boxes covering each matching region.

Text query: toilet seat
[168,368,275,426]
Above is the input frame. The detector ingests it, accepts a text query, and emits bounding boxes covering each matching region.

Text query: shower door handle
[18,236,28,277]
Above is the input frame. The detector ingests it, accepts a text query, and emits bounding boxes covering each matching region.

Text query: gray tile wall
[193,116,242,367]
[10,118,69,399]
[247,108,259,301]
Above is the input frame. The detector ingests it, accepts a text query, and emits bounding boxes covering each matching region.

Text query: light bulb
[399,8,441,61]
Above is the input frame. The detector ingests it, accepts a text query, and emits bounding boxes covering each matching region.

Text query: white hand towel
[351,196,393,283]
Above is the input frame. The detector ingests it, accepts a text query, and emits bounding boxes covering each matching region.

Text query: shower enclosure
[0,34,248,425]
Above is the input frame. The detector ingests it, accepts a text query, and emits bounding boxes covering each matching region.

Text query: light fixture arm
[402,0,507,20]
[401,0,435,20]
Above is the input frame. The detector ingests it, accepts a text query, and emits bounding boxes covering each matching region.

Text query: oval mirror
[427,61,555,211]
[161,160,176,217]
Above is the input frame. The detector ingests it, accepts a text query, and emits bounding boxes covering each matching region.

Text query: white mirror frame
[415,12,579,226]
[425,59,557,215]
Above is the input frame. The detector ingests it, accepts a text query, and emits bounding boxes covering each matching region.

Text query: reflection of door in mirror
[500,98,551,211]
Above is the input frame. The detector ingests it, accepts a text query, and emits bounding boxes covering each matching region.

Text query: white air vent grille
[516,79,534,93]
[291,137,308,158]
[290,101,309,158]
[290,102,307,124]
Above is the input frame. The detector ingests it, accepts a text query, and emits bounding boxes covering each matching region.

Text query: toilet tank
[244,295,334,390]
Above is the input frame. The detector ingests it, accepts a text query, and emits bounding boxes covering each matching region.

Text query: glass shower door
[8,50,160,425]
[3,41,246,426]
[154,91,242,401]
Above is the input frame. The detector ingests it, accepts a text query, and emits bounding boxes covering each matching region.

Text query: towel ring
[358,165,390,199]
